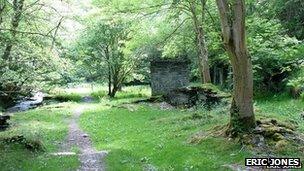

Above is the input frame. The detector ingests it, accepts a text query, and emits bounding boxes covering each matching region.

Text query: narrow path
[61,101,107,171]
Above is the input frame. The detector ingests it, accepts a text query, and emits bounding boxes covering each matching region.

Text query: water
[5,92,44,113]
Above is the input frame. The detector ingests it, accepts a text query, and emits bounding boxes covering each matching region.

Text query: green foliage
[70,16,146,97]
[287,77,304,90]
[0,0,71,105]
[91,90,108,100]
[246,15,303,92]
[257,0,304,40]
[300,93,304,101]
[287,69,304,98]
[88,0,304,92]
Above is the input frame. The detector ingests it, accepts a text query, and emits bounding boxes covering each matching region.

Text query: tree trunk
[109,76,119,98]
[196,27,211,84]
[108,70,112,96]
[219,67,224,86]
[0,0,6,26]
[109,85,118,98]
[189,1,211,84]
[2,0,25,62]
[216,0,255,133]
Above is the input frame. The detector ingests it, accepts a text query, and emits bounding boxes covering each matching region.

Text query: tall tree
[95,0,212,83]
[2,0,25,62]
[74,20,140,98]
[169,0,212,83]
[216,0,255,134]
[186,0,211,83]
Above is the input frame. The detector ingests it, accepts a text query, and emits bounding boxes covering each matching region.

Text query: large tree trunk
[216,0,255,133]
[189,1,211,84]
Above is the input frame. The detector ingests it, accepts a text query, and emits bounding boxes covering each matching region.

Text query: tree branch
[0,28,53,38]
[156,18,189,46]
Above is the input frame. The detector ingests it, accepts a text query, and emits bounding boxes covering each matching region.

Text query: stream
[5,92,44,114]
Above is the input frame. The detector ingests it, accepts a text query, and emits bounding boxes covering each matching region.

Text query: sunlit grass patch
[0,103,80,170]
[91,85,151,101]
[0,143,79,171]
[80,102,251,170]
[79,93,304,170]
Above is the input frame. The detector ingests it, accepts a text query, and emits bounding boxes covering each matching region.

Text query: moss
[275,140,288,150]
[273,133,284,141]
[228,100,256,136]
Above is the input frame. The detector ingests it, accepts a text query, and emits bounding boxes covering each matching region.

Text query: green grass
[254,93,304,132]
[80,104,250,170]
[79,90,304,170]
[0,103,80,171]
[91,85,151,101]
[1,85,303,170]
[52,93,82,102]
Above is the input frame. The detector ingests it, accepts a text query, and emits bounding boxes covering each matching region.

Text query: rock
[143,164,158,171]
[165,85,230,108]
[158,102,174,110]
[277,122,296,131]
[273,133,284,141]
[251,134,265,148]
[0,115,10,130]
[50,152,77,156]
[301,112,304,119]
[150,59,190,96]
[264,126,281,137]
[253,126,264,134]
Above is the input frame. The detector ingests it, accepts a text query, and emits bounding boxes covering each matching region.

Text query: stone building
[150,59,190,96]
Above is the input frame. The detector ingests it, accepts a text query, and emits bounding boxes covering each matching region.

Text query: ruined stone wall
[150,59,190,96]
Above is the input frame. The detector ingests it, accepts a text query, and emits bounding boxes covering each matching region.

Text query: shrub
[53,93,82,102]
[301,93,304,101]
[287,77,304,98]
[91,90,108,100]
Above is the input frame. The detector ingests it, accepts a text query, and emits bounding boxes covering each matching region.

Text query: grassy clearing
[79,87,304,170]
[49,84,150,103]
[80,105,250,170]
[0,103,80,171]
[51,92,82,102]
[91,85,151,101]
[1,85,303,170]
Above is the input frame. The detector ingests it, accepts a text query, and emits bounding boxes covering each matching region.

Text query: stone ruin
[150,59,230,108]
[150,59,190,96]
[165,86,229,108]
